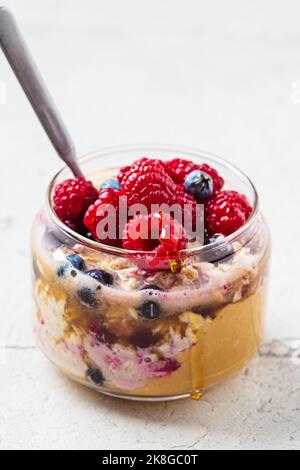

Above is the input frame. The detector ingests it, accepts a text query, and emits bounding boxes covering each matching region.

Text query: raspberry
[205,190,252,237]
[198,163,224,193]
[117,165,131,184]
[122,213,187,271]
[175,184,194,205]
[118,158,163,184]
[83,189,122,247]
[163,158,224,193]
[175,185,198,235]
[121,158,177,210]
[122,213,159,252]
[53,177,98,227]
[163,158,199,184]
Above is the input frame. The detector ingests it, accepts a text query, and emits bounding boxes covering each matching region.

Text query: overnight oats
[31,145,270,401]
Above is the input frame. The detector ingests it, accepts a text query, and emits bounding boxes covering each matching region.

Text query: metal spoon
[0,7,83,178]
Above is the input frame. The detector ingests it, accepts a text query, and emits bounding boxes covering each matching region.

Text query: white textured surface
[0,0,299,450]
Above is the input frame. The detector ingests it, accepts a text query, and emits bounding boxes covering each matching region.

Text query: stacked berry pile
[53,157,252,269]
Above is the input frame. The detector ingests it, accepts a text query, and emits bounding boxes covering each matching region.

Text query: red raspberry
[83,189,122,247]
[121,158,177,210]
[122,213,159,252]
[117,165,131,184]
[53,177,98,227]
[198,163,224,193]
[175,184,195,206]
[175,185,198,235]
[122,213,187,271]
[205,190,252,237]
[163,158,199,184]
[118,158,163,184]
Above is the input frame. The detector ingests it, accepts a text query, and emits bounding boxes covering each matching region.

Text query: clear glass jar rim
[46,143,259,257]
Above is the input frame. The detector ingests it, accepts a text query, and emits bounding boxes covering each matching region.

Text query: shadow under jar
[31,144,271,401]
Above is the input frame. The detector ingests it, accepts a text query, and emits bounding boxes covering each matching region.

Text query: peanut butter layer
[35,286,267,397]
[112,287,267,397]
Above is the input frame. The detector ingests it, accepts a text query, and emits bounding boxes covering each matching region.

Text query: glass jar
[31,144,270,401]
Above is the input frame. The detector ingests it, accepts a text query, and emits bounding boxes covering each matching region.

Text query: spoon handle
[0,7,83,177]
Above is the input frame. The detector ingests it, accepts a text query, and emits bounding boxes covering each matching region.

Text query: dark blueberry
[86,368,105,386]
[87,269,114,286]
[140,284,164,292]
[185,170,214,201]
[57,254,86,278]
[138,301,162,320]
[78,287,97,307]
[129,330,161,348]
[100,178,121,191]
[95,326,116,345]
[57,264,68,278]
[66,254,86,271]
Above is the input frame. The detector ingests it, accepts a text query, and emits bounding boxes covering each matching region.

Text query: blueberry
[87,269,114,286]
[185,170,214,201]
[86,368,105,386]
[66,254,86,271]
[100,178,121,191]
[78,287,98,307]
[57,264,67,278]
[138,301,162,320]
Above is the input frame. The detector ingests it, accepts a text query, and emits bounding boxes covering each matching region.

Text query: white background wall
[0,0,299,450]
